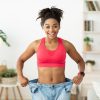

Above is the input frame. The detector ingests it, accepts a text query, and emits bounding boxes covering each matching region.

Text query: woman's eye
[45,26,58,29]
[46,26,50,29]
[54,26,58,28]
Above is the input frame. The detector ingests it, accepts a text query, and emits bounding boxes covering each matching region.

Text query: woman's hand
[72,74,84,85]
[18,76,29,87]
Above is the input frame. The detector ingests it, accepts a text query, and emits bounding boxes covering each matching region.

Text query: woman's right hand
[18,76,29,87]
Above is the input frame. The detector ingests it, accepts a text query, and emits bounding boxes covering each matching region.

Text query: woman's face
[42,18,60,39]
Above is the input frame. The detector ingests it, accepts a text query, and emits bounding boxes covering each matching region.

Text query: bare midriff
[38,67,65,84]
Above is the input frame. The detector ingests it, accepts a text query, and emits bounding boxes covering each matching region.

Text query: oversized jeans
[29,78,73,100]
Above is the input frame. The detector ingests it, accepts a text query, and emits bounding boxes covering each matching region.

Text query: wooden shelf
[84,31,100,34]
[84,11,100,14]
[83,51,100,54]
[82,1,100,99]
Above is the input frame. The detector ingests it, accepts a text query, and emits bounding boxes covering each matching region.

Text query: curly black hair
[37,6,63,26]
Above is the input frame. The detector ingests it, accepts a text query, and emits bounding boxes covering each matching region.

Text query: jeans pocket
[31,86,38,93]
[64,79,73,92]
[64,88,71,93]
[64,83,73,92]
[29,83,39,93]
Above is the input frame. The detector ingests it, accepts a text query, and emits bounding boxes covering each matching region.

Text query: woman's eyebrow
[45,23,58,25]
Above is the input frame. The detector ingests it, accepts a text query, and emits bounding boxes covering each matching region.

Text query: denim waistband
[29,78,72,86]
[29,78,73,92]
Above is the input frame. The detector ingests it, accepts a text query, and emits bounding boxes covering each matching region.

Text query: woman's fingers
[72,75,83,85]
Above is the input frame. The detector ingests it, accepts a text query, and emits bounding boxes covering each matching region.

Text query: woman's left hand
[72,74,84,85]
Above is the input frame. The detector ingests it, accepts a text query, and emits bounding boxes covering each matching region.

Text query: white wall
[0,0,83,99]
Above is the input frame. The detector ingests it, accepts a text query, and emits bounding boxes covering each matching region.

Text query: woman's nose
[49,28,54,33]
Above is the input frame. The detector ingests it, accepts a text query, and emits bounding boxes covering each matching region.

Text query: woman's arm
[63,40,85,85]
[17,40,37,86]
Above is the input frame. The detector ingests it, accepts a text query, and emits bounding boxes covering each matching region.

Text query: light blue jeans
[29,78,73,100]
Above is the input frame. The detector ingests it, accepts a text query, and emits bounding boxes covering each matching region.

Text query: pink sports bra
[36,37,66,67]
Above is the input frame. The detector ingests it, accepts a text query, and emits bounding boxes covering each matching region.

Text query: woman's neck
[45,37,58,44]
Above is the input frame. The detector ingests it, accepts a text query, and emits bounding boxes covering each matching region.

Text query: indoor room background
[0,0,83,99]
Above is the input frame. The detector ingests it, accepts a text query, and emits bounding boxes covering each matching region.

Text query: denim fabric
[28,78,73,100]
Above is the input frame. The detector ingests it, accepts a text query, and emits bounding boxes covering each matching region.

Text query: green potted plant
[0,68,17,84]
[0,30,10,46]
[83,36,93,51]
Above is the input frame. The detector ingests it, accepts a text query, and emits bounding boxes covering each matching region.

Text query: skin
[17,18,85,87]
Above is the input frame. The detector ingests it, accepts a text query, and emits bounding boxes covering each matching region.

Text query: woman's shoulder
[28,38,43,52]
[61,38,75,50]
[61,38,72,46]
[34,38,41,44]
[33,37,45,47]
[32,37,44,44]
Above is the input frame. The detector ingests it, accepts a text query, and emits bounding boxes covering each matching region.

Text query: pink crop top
[36,37,66,67]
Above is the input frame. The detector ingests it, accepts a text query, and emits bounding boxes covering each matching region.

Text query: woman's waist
[29,78,73,89]
[38,75,65,84]
[37,67,65,84]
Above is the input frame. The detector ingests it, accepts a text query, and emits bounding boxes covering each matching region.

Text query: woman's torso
[38,67,65,84]
[34,37,68,84]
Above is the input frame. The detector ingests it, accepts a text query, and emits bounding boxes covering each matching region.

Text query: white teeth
[49,33,54,35]
[49,34,54,36]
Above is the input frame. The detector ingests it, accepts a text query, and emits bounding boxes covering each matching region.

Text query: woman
[17,7,85,100]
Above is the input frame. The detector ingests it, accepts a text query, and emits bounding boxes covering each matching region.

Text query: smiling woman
[42,18,60,39]
[17,6,85,100]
